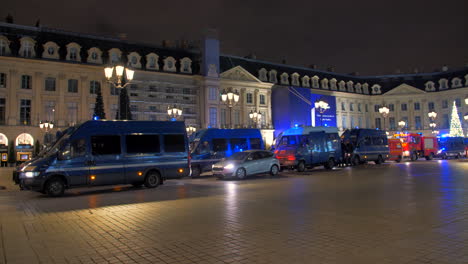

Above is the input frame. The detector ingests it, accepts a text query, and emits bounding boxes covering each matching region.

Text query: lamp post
[186,126,196,135]
[378,105,390,130]
[104,65,135,120]
[314,100,330,126]
[167,105,182,121]
[398,120,406,132]
[465,96,468,105]
[220,88,240,128]
[39,121,54,146]
[428,111,437,134]
[249,110,262,128]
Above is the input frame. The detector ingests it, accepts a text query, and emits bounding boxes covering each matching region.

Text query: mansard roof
[220,54,468,95]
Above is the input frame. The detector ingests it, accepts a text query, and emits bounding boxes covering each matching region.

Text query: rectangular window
[374,105,379,112]
[358,103,361,112]
[250,138,262,149]
[44,101,55,121]
[428,102,435,110]
[67,102,78,126]
[260,94,266,105]
[220,108,226,127]
[89,81,101,94]
[442,100,448,109]
[402,117,409,129]
[414,102,420,110]
[183,88,191,94]
[341,116,347,129]
[401,103,407,111]
[234,110,240,126]
[68,79,78,93]
[389,117,396,130]
[44,77,56,91]
[21,75,32,89]
[442,114,449,128]
[415,116,422,130]
[230,138,248,152]
[212,138,228,152]
[91,135,121,155]
[0,98,5,125]
[20,99,31,125]
[375,118,381,129]
[149,106,157,111]
[341,102,345,111]
[350,116,355,128]
[209,107,217,127]
[246,93,253,104]
[0,73,6,88]
[365,104,368,112]
[358,116,362,128]
[455,98,461,107]
[389,104,394,112]
[126,135,160,154]
[349,103,354,112]
[163,134,185,152]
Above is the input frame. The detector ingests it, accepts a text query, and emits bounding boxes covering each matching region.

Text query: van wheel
[395,155,402,163]
[410,152,418,161]
[236,168,247,180]
[456,154,461,159]
[191,166,201,178]
[44,177,65,197]
[144,171,161,188]
[442,154,448,160]
[324,158,334,170]
[270,165,279,176]
[375,155,384,164]
[425,153,434,160]
[296,161,306,172]
[352,156,360,166]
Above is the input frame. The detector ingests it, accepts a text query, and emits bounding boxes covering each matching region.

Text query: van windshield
[39,127,76,157]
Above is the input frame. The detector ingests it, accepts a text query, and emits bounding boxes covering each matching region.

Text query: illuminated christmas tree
[448,101,464,137]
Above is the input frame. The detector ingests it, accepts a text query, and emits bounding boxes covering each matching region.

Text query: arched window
[19,37,36,58]
[163,56,177,72]
[362,83,369,94]
[87,47,102,64]
[371,84,382,94]
[451,77,462,88]
[127,52,141,68]
[16,133,34,147]
[0,133,9,146]
[330,78,337,90]
[0,36,11,56]
[269,70,277,83]
[311,76,319,88]
[425,81,435,92]
[180,57,192,73]
[438,78,448,90]
[280,73,289,85]
[321,78,329,89]
[355,83,362,93]
[66,42,82,62]
[347,81,354,92]
[338,80,346,91]
[108,48,122,64]
[302,76,310,87]
[258,68,267,81]
[146,53,159,70]
[291,73,300,86]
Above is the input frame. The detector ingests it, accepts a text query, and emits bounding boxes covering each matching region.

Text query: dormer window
[451,78,462,88]
[269,70,277,83]
[347,81,354,92]
[311,76,319,88]
[330,78,337,90]
[258,68,267,81]
[321,78,329,89]
[363,83,369,94]
[163,56,176,72]
[338,80,346,91]
[0,36,10,56]
[66,43,81,62]
[371,84,382,94]
[42,41,59,59]
[180,57,192,73]
[280,73,289,85]
[302,76,310,87]
[19,37,36,58]
[47,47,54,55]
[127,52,141,68]
[87,47,102,64]
[355,83,362,93]
[146,53,159,70]
[70,48,77,60]
[425,81,435,91]
[108,48,122,64]
[438,78,448,90]
[291,73,300,86]
[465,74,468,86]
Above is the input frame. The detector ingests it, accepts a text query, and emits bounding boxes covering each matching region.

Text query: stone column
[80,75,88,123]
[57,73,67,127]
[33,72,43,126]
[7,69,18,125]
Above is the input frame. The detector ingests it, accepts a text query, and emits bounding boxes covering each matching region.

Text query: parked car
[274,126,341,171]
[341,129,390,165]
[436,137,465,159]
[14,120,190,197]
[212,150,280,180]
[190,128,264,177]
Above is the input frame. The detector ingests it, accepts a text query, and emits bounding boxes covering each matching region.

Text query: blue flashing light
[294,124,299,128]
[93,116,99,120]
[240,149,243,152]
[170,118,177,122]
[324,124,328,127]
[376,128,380,130]
[441,133,449,138]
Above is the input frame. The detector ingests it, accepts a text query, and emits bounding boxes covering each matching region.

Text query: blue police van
[342,128,390,165]
[189,128,264,177]
[275,126,342,171]
[14,120,190,197]
[436,137,465,159]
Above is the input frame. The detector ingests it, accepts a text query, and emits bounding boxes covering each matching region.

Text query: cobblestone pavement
[1,160,468,264]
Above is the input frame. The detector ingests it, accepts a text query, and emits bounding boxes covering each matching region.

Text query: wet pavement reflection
[0,160,467,263]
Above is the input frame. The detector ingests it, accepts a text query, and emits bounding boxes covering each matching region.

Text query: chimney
[442,65,448,71]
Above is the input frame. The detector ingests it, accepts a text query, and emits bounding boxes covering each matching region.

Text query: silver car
[212,150,280,179]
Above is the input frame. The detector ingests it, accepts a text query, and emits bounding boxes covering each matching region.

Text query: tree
[117,87,132,120]
[8,140,16,165]
[448,101,464,137]
[34,139,41,157]
[93,87,106,120]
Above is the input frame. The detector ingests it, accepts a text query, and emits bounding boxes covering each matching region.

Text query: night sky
[1,0,467,75]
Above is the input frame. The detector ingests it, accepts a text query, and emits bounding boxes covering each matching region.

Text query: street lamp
[39,121,54,147]
[314,100,330,126]
[104,65,135,120]
[398,120,406,131]
[186,126,196,134]
[465,96,468,105]
[167,105,182,120]
[464,112,468,121]
[428,111,437,133]
[220,88,240,128]
[378,105,390,130]
[249,110,262,128]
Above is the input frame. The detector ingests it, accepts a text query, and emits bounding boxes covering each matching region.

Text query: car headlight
[437,150,442,154]
[224,163,235,170]
[23,171,40,178]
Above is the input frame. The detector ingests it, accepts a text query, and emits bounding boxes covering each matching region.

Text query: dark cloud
[1,0,467,75]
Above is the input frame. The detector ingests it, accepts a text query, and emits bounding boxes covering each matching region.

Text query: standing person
[340,140,347,167]
[346,140,355,166]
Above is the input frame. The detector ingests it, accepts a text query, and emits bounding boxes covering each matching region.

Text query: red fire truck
[388,139,403,162]
[393,133,438,161]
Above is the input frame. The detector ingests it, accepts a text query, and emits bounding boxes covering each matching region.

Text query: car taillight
[287,155,296,161]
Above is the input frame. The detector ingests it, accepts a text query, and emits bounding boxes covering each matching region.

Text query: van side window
[230,138,247,151]
[250,138,262,149]
[163,134,185,152]
[364,136,372,145]
[212,138,228,152]
[71,138,86,158]
[91,135,121,155]
[126,135,160,154]
[372,137,384,145]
